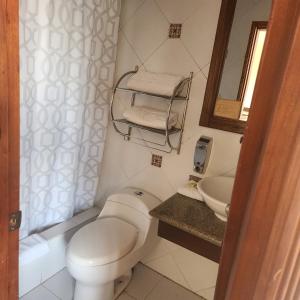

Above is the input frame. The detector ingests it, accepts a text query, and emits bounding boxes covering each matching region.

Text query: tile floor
[20,263,207,300]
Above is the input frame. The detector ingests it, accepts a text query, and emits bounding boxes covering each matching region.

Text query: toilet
[66,187,161,300]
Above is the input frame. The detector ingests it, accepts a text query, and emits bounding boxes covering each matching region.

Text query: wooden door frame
[215,0,300,299]
[0,0,20,299]
[1,0,300,299]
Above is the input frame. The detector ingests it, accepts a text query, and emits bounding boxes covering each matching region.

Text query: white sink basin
[197,176,234,221]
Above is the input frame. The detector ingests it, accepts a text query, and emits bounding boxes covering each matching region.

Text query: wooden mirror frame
[199,0,248,134]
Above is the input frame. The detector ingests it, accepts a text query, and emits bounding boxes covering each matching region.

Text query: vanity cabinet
[150,193,226,263]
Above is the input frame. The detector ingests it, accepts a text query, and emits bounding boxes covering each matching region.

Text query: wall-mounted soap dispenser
[194,136,213,174]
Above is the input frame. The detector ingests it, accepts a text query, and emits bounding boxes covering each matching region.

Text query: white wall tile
[182,0,221,68]
[114,32,143,81]
[181,72,207,142]
[155,0,201,23]
[201,63,210,79]
[120,0,146,28]
[126,165,176,201]
[122,0,169,62]
[161,137,199,189]
[97,0,242,296]
[144,39,199,76]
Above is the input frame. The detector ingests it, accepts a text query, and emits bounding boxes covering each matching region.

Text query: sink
[197,176,234,221]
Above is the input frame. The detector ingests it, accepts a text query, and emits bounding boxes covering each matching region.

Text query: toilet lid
[67,217,138,267]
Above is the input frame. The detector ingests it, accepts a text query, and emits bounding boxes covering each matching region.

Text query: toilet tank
[99,187,161,232]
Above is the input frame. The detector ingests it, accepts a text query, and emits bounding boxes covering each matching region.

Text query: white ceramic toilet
[66,187,161,300]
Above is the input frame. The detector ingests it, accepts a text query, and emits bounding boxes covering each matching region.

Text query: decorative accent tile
[169,24,182,38]
[152,154,163,167]
[98,0,242,297]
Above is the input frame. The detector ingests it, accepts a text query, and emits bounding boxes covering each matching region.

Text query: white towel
[19,234,50,265]
[127,70,184,97]
[123,106,178,130]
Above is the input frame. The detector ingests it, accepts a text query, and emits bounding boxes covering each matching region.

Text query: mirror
[200,0,272,133]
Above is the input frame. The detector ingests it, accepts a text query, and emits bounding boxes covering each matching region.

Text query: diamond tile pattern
[19,0,121,238]
[98,0,243,298]
[20,264,205,300]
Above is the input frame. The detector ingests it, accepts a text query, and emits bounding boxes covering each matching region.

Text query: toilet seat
[68,217,138,267]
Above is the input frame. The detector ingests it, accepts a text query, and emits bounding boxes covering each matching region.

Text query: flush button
[134,191,144,196]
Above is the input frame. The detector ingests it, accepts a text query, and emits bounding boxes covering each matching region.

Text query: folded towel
[123,106,178,130]
[127,70,184,97]
[19,233,50,265]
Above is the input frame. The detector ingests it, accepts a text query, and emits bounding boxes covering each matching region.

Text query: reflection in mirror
[214,0,271,121]
[238,22,267,120]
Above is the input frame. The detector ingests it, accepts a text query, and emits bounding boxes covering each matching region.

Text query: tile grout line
[168,251,193,291]
[181,3,204,25]
[180,38,205,73]
[143,277,161,300]
[121,1,169,65]
[119,28,144,68]
[152,0,203,77]
[195,284,216,293]
[153,0,202,25]
[119,0,148,30]
[141,262,203,298]
[153,0,170,24]
[141,37,169,68]
[40,284,62,300]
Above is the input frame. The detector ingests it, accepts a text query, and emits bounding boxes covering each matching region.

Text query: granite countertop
[150,193,226,247]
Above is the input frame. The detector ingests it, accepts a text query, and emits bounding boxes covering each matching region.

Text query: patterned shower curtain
[19,0,120,239]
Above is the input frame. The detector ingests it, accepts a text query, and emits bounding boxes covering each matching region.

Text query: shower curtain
[19,0,120,239]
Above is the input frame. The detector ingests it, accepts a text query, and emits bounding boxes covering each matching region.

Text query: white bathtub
[19,207,100,297]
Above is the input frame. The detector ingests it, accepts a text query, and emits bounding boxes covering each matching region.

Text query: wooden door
[0,0,20,299]
[215,0,300,299]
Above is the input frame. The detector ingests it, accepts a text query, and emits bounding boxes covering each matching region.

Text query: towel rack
[110,66,193,154]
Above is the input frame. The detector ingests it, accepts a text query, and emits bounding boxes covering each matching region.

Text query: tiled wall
[97,0,242,299]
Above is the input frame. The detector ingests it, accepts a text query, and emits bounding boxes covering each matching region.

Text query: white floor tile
[145,254,190,289]
[21,286,58,300]
[126,263,161,299]
[42,268,75,300]
[171,247,219,291]
[146,278,204,300]
[197,286,215,300]
[21,261,206,300]
[117,292,136,300]
[142,238,170,263]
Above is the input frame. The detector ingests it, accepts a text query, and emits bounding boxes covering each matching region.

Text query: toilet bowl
[66,187,161,300]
